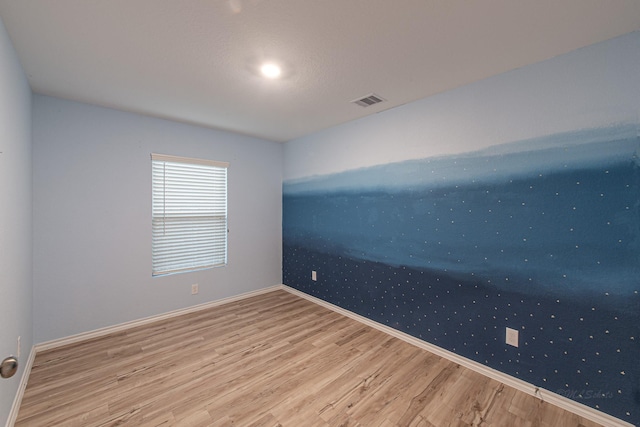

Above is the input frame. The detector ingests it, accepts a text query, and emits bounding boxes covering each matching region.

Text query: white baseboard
[281,285,633,427]
[35,285,282,352]
[5,345,36,427]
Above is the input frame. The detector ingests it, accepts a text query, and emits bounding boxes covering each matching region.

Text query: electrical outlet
[506,327,519,347]
[312,270,317,281]
[191,284,199,295]
[17,336,21,358]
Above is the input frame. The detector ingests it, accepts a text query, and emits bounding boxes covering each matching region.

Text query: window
[151,153,228,276]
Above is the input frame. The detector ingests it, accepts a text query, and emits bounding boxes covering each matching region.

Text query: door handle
[0,356,18,379]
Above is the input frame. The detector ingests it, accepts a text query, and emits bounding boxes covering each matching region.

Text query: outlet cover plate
[506,327,519,347]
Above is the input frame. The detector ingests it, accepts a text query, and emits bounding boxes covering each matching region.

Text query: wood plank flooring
[15,290,602,426]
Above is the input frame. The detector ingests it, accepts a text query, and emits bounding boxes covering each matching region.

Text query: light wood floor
[16,290,602,426]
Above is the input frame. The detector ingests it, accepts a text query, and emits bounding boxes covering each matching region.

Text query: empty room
[0,1,639,426]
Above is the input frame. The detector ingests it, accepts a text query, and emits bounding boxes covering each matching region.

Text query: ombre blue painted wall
[283,32,640,424]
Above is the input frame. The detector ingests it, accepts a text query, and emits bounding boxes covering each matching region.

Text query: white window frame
[151,153,228,276]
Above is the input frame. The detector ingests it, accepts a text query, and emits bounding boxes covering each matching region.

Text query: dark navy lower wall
[284,244,638,423]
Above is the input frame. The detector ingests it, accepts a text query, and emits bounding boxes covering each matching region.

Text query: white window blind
[151,153,228,276]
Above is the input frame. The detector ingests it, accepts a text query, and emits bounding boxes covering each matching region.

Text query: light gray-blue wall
[33,95,283,343]
[0,17,33,427]
[284,32,640,181]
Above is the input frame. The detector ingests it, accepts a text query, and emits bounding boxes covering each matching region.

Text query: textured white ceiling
[1,1,639,142]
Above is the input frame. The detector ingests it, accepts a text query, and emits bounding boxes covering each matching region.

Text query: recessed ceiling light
[260,62,282,79]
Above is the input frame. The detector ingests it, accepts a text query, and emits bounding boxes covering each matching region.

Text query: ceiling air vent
[352,93,385,108]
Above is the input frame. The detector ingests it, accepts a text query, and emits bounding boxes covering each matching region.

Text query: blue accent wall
[283,32,640,423]
[284,128,640,423]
